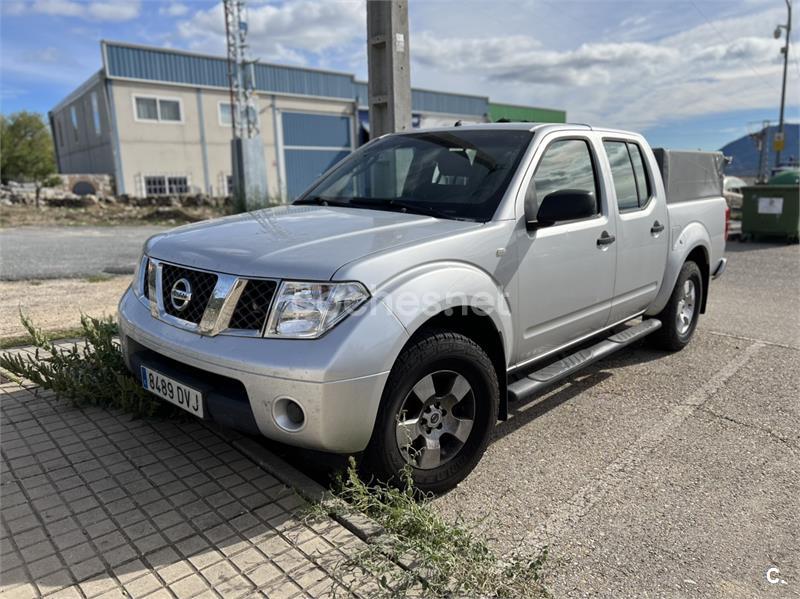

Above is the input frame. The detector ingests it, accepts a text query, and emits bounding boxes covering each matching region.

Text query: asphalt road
[0,226,167,281]
[434,240,800,599]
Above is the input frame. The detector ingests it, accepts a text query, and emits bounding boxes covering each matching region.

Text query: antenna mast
[223,0,268,207]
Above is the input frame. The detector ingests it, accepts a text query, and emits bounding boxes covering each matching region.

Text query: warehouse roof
[98,40,489,117]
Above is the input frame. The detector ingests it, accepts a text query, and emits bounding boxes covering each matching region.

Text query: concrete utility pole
[367,0,412,138]
[774,0,792,168]
[224,0,269,209]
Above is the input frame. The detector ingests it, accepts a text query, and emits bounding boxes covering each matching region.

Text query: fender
[373,260,515,367]
[647,221,711,316]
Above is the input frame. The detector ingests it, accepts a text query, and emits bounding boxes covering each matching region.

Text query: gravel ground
[0,277,131,340]
[433,240,800,598]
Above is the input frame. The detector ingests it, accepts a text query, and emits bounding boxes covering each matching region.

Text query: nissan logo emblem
[170,278,192,311]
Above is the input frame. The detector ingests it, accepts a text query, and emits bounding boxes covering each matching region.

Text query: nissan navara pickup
[119,124,727,492]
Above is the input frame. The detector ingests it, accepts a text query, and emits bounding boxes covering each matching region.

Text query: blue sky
[1,0,798,150]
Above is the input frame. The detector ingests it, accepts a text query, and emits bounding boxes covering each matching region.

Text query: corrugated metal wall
[281,112,352,199]
[103,43,489,116]
[282,113,352,147]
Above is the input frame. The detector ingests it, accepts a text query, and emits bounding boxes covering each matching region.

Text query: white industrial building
[51,41,564,200]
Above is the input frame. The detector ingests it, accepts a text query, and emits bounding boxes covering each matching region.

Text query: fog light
[272,397,306,432]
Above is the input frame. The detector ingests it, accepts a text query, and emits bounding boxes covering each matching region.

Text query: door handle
[651,221,665,234]
[597,231,616,247]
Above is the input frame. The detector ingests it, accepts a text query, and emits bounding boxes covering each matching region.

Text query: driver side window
[531,139,599,215]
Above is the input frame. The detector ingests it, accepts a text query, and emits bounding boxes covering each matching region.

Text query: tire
[649,261,703,351]
[363,329,499,494]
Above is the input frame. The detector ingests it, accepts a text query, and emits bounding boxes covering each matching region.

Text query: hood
[146,205,482,282]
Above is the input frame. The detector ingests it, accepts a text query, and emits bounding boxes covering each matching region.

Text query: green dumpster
[741,172,800,242]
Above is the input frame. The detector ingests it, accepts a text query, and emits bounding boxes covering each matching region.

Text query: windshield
[295,129,533,221]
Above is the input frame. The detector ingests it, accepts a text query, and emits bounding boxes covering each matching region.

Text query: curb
[203,422,385,543]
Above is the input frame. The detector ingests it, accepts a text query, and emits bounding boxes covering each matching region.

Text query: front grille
[143,259,150,300]
[229,279,277,330]
[161,264,218,324]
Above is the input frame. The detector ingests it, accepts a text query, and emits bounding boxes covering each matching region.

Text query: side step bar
[507,318,662,402]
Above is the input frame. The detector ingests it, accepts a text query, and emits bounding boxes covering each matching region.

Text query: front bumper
[118,288,409,453]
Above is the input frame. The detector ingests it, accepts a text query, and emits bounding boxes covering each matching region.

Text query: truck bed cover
[653,149,725,204]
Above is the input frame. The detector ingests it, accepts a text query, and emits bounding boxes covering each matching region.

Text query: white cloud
[6,0,140,21]
[176,0,365,64]
[159,2,188,17]
[410,5,796,130]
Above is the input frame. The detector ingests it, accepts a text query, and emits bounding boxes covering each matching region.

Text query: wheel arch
[406,306,508,420]
[647,222,712,316]
[685,245,710,313]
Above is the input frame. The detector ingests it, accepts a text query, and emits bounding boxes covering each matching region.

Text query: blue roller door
[282,112,352,199]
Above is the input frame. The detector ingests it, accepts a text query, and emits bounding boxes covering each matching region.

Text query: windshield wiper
[384,199,457,220]
[348,197,473,221]
[294,197,353,208]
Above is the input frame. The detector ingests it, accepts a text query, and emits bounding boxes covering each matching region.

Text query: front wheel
[364,330,499,494]
[649,260,703,351]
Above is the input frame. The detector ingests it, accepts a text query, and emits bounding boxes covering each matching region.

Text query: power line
[689,0,782,93]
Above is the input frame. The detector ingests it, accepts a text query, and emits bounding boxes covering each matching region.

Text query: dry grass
[0,204,227,228]
[0,276,130,341]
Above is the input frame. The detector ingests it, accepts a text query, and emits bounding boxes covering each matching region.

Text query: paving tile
[112,558,149,584]
[155,560,193,584]
[168,573,209,599]
[0,377,381,599]
[78,574,118,598]
[215,574,255,599]
[103,542,137,568]
[35,568,75,594]
[70,556,106,582]
[122,572,161,597]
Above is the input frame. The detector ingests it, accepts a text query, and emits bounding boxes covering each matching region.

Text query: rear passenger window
[603,141,639,211]
[533,139,599,214]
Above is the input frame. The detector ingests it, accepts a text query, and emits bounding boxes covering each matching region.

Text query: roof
[488,102,566,123]
[99,41,490,117]
[392,122,592,134]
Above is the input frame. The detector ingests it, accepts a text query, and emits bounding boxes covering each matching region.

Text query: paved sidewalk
[0,369,385,598]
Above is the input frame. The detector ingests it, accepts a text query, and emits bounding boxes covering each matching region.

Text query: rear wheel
[364,330,498,494]
[650,260,703,351]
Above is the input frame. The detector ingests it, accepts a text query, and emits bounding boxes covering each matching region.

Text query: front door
[601,139,669,323]
[514,135,617,366]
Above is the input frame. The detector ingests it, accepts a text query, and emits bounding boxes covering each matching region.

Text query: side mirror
[536,190,596,226]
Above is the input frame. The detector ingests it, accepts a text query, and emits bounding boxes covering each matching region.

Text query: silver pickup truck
[119,123,727,492]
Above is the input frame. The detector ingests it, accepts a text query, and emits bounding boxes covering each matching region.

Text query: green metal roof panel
[489,102,566,123]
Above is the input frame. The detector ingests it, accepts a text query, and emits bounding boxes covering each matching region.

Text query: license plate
[140,366,204,418]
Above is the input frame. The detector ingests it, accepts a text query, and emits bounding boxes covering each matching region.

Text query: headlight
[264,281,369,338]
[132,253,148,297]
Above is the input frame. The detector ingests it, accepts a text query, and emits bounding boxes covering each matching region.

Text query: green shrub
[0,313,170,417]
[311,457,548,598]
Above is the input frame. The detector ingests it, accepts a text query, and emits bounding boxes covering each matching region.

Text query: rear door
[513,133,617,365]
[601,138,669,323]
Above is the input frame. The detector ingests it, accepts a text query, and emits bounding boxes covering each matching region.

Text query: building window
[218,102,258,127]
[134,96,182,123]
[167,176,188,194]
[219,102,233,127]
[159,99,181,122]
[56,119,63,147]
[70,105,79,142]
[90,92,101,135]
[144,175,189,196]
[144,176,167,196]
